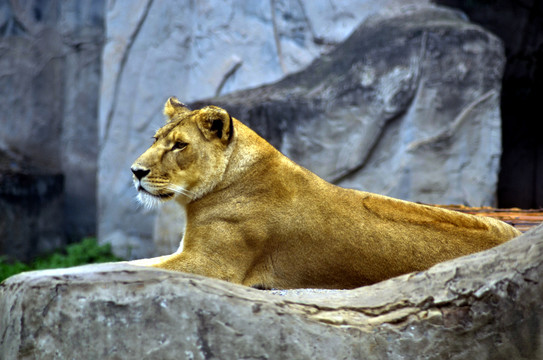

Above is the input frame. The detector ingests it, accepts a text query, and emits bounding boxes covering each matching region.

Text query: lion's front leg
[128,251,240,284]
[127,254,175,267]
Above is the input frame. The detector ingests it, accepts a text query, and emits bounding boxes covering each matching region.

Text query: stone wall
[158,5,506,257]
[0,1,104,257]
[0,172,64,262]
[98,0,428,258]
[197,6,504,205]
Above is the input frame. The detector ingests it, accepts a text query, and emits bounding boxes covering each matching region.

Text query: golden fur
[129,97,521,289]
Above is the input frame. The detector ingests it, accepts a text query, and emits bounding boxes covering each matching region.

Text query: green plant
[0,238,122,283]
[0,259,30,283]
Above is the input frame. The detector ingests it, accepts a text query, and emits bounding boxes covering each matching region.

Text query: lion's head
[131,97,234,208]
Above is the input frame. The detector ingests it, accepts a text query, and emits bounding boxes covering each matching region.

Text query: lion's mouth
[138,185,175,200]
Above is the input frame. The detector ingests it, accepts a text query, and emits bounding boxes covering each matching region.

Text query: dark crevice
[433,0,543,208]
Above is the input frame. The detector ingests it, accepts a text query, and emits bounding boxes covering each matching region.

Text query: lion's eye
[172,142,188,151]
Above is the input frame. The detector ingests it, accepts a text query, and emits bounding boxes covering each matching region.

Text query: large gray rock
[1,224,541,359]
[98,0,428,258]
[0,1,104,243]
[197,6,504,207]
[159,5,505,257]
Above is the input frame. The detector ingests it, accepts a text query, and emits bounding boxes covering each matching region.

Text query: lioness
[130,97,521,289]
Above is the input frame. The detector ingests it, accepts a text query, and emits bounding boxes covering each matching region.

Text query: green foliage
[0,238,122,283]
[0,260,30,284]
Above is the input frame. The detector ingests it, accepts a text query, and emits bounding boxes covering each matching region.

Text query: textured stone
[1,224,541,359]
[173,6,503,259]
[0,172,64,262]
[0,1,104,243]
[197,6,504,208]
[98,0,429,258]
[153,201,185,255]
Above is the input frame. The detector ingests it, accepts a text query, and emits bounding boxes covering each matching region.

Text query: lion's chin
[136,188,175,210]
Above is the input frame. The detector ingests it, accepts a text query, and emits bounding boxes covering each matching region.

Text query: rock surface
[0,1,104,243]
[0,172,64,262]
[98,0,430,258]
[196,6,504,207]
[98,3,505,260]
[171,5,504,257]
[1,224,541,359]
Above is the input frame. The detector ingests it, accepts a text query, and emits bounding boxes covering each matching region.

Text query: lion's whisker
[167,184,196,200]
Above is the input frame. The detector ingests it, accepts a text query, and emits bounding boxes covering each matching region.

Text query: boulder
[161,5,504,256]
[1,224,541,359]
[98,0,429,258]
[195,6,504,207]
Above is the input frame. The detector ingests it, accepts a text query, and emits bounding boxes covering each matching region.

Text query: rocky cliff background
[1,0,542,260]
[98,0,434,258]
[0,1,104,261]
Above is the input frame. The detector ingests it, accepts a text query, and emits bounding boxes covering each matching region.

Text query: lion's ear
[197,106,234,145]
[163,96,191,122]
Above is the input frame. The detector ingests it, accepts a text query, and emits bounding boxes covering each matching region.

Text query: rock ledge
[2,224,542,359]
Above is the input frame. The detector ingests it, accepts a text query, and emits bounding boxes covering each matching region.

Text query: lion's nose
[131,166,150,180]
